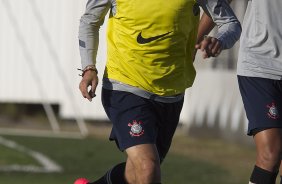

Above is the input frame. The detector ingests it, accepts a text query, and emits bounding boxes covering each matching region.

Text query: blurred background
[0,0,264,184]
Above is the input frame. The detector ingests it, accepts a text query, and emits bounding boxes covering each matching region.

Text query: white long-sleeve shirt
[238,0,282,80]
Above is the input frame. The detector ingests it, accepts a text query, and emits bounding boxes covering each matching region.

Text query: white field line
[0,136,62,173]
[0,128,85,139]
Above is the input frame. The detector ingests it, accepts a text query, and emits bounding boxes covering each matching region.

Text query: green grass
[0,144,39,165]
[0,132,257,184]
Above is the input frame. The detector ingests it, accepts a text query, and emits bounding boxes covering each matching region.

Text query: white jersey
[237,0,282,80]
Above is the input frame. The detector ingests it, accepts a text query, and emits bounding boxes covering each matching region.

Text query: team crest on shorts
[128,120,144,137]
[267,102,279,119]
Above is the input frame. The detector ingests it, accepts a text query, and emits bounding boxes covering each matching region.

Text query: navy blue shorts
[238,76,282,135]
[101,88,184,162]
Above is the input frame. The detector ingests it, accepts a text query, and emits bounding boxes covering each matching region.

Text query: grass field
[0,124,260,184]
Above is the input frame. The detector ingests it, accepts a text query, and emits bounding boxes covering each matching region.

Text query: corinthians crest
[267,102,279,119]
[128,120,144,137]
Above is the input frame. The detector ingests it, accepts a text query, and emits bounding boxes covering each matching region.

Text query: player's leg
[101,89,164,184]
[80,147,160,184]
[75,89,183,184]
[125,144,161,184]
[238,76,282,184]
[125,95,183,183]
[88,162,127,184]
[254,128,282,171]
[74,162,127,184]
[249,128,281,184]
[122,94,184,184]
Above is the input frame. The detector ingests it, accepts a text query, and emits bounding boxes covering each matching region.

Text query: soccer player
[235,0,282,183]
[76,0,241,184]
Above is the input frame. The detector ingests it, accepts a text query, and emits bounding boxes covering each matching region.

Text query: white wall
[0,0,108,119]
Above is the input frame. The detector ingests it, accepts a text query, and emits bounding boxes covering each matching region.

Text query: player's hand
[195,36,222,59]
[79,70,98,102]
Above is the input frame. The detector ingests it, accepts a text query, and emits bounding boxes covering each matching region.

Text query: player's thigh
[254,128,282,149]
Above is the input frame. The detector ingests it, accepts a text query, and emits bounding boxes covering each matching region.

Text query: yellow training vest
[104,0,199,96]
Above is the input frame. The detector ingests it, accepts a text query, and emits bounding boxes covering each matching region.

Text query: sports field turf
[0,126,259,184]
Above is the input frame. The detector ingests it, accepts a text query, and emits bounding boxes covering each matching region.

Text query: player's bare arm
[196,13,215,43]
[195,12,221,59]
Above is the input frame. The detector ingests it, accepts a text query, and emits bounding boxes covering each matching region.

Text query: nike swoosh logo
[137,31,172,44]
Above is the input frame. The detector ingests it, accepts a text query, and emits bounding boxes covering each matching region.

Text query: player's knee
[142,160,160,183]
[140,158,159,173]
[135,158,160,183]
[258,148,282,167]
